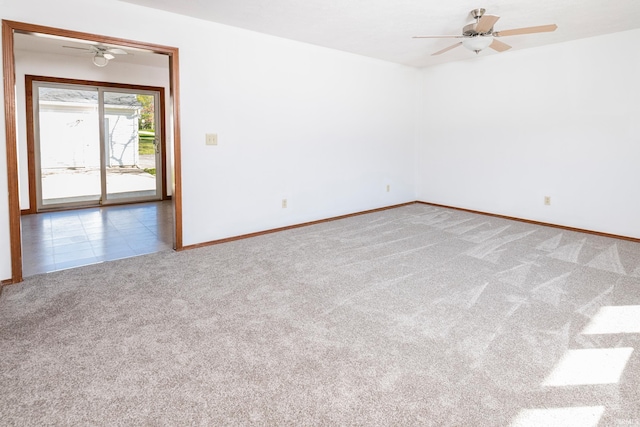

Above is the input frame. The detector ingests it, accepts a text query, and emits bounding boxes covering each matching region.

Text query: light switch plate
[206,133,218,146]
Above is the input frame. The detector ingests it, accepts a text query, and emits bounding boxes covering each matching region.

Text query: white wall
[416,29,640,239]
[178,23,418,244]
[0,0,419,280]
[14,50,172,209]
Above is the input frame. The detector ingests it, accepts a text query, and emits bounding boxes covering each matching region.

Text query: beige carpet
[1,204,639,425]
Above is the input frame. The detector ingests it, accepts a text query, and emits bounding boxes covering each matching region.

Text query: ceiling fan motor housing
[463,22,492,37]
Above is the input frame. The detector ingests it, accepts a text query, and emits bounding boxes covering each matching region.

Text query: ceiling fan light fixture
[92,52,109,67]
[462,35,493,53]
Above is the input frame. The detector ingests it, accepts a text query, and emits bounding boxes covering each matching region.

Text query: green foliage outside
[137,95,155,131]
[137,94,156,177]
[139,131,156,155]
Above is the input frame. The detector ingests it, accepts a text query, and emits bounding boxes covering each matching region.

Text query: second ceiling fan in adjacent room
[63,44,129,67]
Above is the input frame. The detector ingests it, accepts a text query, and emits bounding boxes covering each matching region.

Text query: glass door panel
[37,86,101,209]
[103,90,161,203]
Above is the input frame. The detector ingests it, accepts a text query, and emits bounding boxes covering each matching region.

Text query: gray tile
[96,249,137,262]
[21,200,173,277]
[55,258,100,271]
[54,249,96,264]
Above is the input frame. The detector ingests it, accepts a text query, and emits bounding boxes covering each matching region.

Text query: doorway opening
[2,20,183,284]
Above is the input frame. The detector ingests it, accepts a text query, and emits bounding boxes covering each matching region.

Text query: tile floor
[21,201,174,277]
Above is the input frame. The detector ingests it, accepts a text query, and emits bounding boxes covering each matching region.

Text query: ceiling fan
[413,8,557,56]
[62,44,128,67]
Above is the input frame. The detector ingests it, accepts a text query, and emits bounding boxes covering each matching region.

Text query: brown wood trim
[1,278,14,287]
[3,20,176,54]
[3,21,23,283]
[182,202,416,250]
[3,19,183,283]
[170,52,183,250]
[20,200,178,215]
[25,75,169,91]
[24,76,37,214]
[417,201,640,243]
[158,88,168,200]
[185,200,640,251]
[24,75,168,210]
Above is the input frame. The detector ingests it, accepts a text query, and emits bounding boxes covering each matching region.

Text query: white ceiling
[13,33,168,68]
[116,0,640,68]
[12,1,640,69]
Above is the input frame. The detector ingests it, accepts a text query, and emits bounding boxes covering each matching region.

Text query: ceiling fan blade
[62,45,91,51]
[413,35,463,39]
[106,48,128,55]
[104,53,115,60]
[489,39,511,52]
[476,14,500,33]
[431,42,463,56]
[494,24,557,37]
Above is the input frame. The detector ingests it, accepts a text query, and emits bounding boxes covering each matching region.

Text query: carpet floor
[1,204,639,426]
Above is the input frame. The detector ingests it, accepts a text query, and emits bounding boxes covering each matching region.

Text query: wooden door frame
[24,75,169,214]
[2,20,183,284]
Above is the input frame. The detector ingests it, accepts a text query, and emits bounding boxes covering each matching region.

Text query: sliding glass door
[102,90,161,202]
[34,82,162,211]
[37,85,102,207]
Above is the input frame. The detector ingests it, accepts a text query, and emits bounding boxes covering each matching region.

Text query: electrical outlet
[282,199,287,208]
[205,133,218,146]
[386,184,390,192]
[544,196,551,206]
